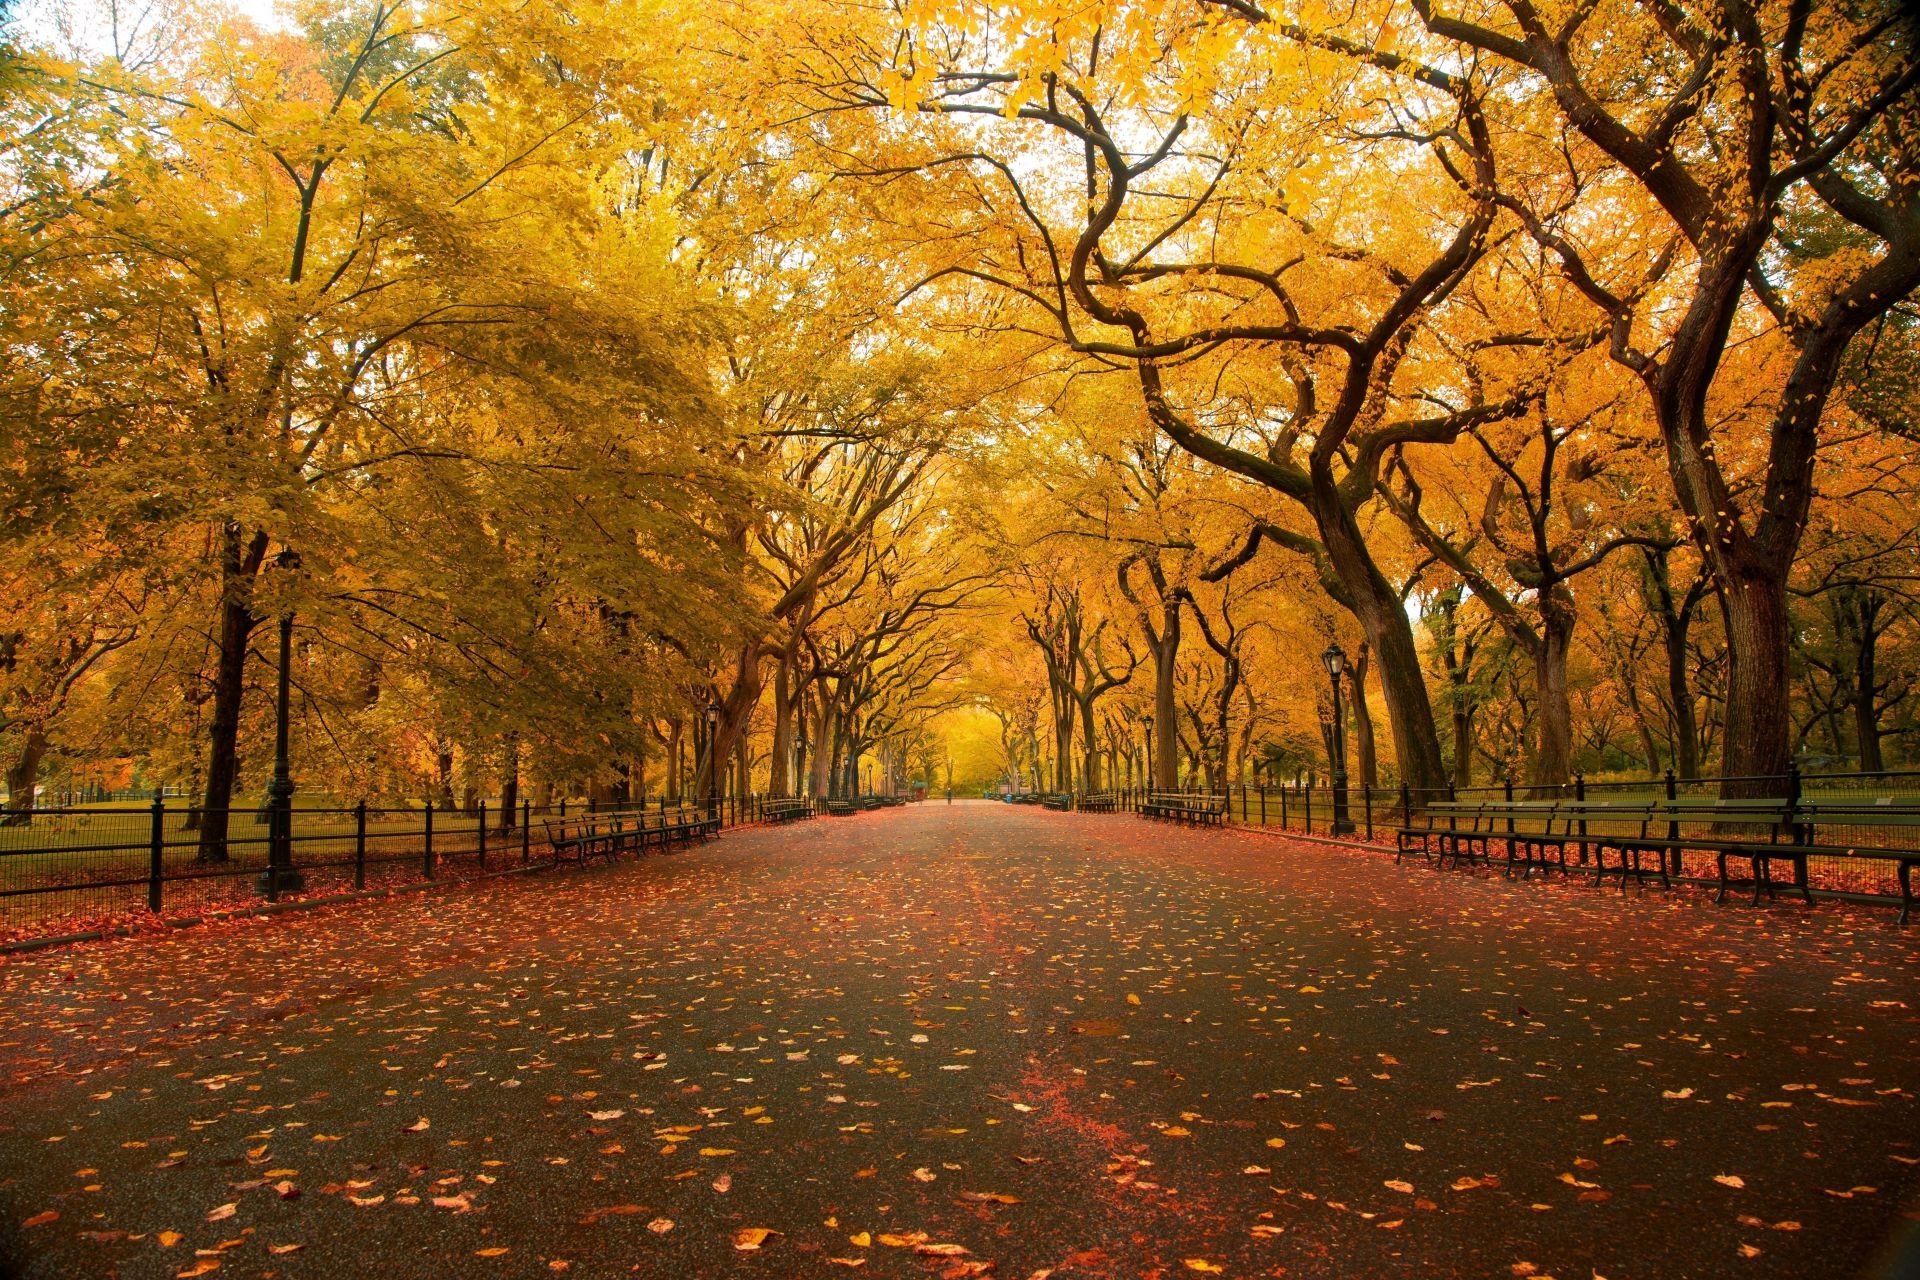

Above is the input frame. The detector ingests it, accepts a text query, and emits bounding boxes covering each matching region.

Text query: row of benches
[824,795,912,817]
[1396,796,1920,922]
[543,809,720,863]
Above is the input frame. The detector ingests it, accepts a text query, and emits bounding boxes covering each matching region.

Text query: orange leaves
[403,1116,431,1132]
[22,1210,57,1228]
[732,1227,780,1251]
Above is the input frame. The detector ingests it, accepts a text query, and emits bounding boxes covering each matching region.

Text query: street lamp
[258,549,305,898]
[1323,643,1355,835]
[705,701,721,822]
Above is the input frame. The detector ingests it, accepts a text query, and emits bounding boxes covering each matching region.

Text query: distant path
[1,801,1917,1278]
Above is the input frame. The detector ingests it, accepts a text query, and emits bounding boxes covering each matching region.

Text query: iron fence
[0,790,817,947]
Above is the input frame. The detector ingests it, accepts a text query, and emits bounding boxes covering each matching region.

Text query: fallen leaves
[22,1210,57,1228]
[1714,1174,1747,1189]
[403,1117,431,1132]
[732,1227,780,1251]
[204,1202,236,1222]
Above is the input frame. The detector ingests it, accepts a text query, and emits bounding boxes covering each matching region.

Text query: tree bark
[1320,494,1448,800]
[196,525,269,863]
[1853,593,1886,773]
[1153,598,1180,788]
[769,652,795,796]
[1346,644,1377,789]
[1715,568,1792,792]
[1530,606,1575,792]
[3,724,48,821]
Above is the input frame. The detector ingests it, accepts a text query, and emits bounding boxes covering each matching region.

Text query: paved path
[1,802,1918,1279]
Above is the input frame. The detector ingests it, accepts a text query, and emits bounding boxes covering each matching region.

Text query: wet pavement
[1,800,1917,1279]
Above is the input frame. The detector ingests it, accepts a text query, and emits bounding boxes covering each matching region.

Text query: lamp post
[1323,643,1354,835]
[705,701,721,822]
[258,550,305,898]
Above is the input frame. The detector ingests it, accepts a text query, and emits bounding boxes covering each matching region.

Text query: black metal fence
[0,791,816,946]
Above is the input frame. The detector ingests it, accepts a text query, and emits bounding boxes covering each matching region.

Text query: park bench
[545,816,622,864]
[1780,797,1920,923]
[824,799,857,817]
[763,799,812,823]
[1140,791,1227,827]
[1396,801,1497,869]
[1079,792,1118,813]
[1041,793,1072,811]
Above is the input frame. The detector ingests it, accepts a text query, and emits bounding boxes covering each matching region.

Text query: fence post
[522,800,531,863]
[1787,763,1805,843]
[1304,786,1313,835]
[1258,784,1266,826]
[1662,767,1679,875]
[1503,777,1515,837]
[1400,780,1411,829]
[354,800,367,890]
[424,803,435,880]
[478,800,487,870]
[148,790,165,913]
[1363,785,1373,842]
[1575,771,1588,864]
[1280,785,1289,832]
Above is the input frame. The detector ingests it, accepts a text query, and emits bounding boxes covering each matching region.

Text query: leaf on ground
[22,1211,57,1228]
[205,1203,237,1222]
[404,1117,431,1132]
[733,1227,779,1251]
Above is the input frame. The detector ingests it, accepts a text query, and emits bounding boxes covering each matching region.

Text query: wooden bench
[824,799,857,817]
[545,816,621,864]
[1141,792,1227,826]
[1079,792,1118,813]
[1041,793,1072,811]
[762,799,812,823]
[1787,797,1920,923]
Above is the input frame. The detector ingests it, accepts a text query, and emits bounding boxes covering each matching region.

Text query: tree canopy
[2,0,1916,814]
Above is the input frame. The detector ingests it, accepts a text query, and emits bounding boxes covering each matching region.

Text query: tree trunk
[1153,598,1180,788]
[1311,482,1447,799]
[1529,608,1575,791]
[1346,644,1377,789]
[435,744,455,810]
[1715,570,1793,793]
[1078,695,1101,792]
[769,653,794,796]
[498,735,519,830]
[1854,594,1885,773]
[1661,612,1701,780]
[196,525,269,864]
[3,724,48,821]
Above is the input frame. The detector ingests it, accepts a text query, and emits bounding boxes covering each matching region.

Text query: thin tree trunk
[1153,598,1179,788]
[196,525,269,864]
[1854,594,1885,773]
[1347,644,1377,789]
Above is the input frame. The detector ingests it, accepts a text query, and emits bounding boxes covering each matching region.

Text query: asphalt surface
[1,801,1917,1280]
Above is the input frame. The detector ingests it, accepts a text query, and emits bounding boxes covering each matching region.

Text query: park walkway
[0,802,1917,1278]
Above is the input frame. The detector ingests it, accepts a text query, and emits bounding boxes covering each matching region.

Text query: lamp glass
[1322,644,1345,677]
